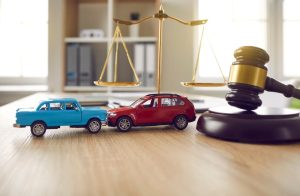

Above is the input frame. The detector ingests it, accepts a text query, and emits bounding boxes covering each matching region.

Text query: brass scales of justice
[93,3,227,93]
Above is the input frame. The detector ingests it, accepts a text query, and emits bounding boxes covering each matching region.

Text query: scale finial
[159,4,164,12]
[158,4,165,18]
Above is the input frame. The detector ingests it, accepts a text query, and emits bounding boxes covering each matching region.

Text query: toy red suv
[107,94,196,131]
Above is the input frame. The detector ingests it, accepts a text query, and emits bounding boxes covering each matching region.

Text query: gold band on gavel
[228,64,267,89]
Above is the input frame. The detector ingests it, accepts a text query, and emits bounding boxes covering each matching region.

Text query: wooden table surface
[1,93,300,196]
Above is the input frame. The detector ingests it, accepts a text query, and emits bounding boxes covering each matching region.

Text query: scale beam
[113,16,154,25]
[168,16,207,26]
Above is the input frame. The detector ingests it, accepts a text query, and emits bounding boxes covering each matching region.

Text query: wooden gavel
[226,46,300,110]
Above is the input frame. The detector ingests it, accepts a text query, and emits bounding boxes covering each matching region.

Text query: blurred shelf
[65,37,157,43]
[113,86,156,92]
[65,37,109,43]
[0,85,48,92]
[64,86,156,92]
[64,86,108,92]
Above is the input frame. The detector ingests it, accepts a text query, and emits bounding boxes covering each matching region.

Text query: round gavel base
[197,106,300,143]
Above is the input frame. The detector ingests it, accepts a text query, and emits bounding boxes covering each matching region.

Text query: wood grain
[1,93,300,196]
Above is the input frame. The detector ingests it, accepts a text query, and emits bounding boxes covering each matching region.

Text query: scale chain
[98,25,139,83]
[192,25,227,84]
[193,26,205,82]
[114,28,120,82]
[117,26,140,83]
[98,26,119,81]
[207,36,227,83]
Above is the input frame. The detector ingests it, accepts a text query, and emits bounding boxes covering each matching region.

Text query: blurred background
[0,0,300,108]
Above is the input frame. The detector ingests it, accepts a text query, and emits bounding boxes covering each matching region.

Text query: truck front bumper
[13,124,25,128]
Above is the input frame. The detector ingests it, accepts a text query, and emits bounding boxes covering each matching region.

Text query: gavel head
[225,46,270,110]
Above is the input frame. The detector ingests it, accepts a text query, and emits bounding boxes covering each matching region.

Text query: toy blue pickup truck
[13,98,107,137]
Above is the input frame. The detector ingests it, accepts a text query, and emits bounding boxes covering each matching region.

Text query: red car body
[108,94,196,131]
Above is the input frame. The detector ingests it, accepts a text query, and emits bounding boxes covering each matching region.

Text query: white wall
[48,0,64,92]
[160,0,197,93]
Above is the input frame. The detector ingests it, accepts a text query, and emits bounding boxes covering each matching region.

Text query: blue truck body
[14,98,107,136]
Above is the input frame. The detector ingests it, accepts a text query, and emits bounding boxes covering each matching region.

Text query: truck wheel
[173,115,188,130]
[117,116,132,132]
[87,119,101,134]
[31,121,47,137]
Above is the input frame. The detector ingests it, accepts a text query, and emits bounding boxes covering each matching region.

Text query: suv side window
[142,98,158,108]
[162,98,185,107]
[142,99,152,108]
[161,98,172,107]
[172,98,185,106]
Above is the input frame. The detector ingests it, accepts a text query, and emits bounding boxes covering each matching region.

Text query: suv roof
[146,93,182,98]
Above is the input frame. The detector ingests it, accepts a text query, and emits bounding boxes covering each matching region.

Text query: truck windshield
[130,98,144,108]
[35,101,46,110]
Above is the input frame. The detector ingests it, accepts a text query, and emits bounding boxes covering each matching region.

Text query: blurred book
[134,43,156,87]
[145,44,156,87]
[79,45,92,86]
[134,44,145,86]
[67,44,79,86]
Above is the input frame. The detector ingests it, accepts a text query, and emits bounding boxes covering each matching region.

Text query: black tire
[117,116,132,132]
[31,121,47,137]
[173,115,188,130]
[87,118,102,134]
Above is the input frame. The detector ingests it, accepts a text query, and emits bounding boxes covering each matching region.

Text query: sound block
[197,106,300,143]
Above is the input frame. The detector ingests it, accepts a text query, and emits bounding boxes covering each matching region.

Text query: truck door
[62,102,82,124]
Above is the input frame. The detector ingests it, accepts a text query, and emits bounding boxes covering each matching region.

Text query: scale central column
[157,18,163,94]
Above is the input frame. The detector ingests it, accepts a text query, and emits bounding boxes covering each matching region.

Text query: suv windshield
[130,98,144,108]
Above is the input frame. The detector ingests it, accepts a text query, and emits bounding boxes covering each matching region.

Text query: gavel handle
[265,77,300,99]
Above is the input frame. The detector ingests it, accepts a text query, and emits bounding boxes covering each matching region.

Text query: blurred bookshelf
[63,0,159,92]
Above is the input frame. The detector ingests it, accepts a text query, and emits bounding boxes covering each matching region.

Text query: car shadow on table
[20,125,188,141]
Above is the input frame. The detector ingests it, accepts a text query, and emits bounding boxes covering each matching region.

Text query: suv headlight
[108,112,117,117]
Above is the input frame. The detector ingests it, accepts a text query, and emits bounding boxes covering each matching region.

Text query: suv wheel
[31,121,47,137]
[117,116,132,132]
[174,115,188,130]
[87,119,101,133]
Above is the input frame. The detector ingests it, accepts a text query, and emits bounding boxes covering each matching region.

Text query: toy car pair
[13,94,196,137]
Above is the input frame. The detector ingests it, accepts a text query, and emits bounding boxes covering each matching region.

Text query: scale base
[197,106,300,143]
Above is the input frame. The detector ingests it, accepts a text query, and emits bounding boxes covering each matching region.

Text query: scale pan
[94,81,141,87]
[181,82,227,87]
